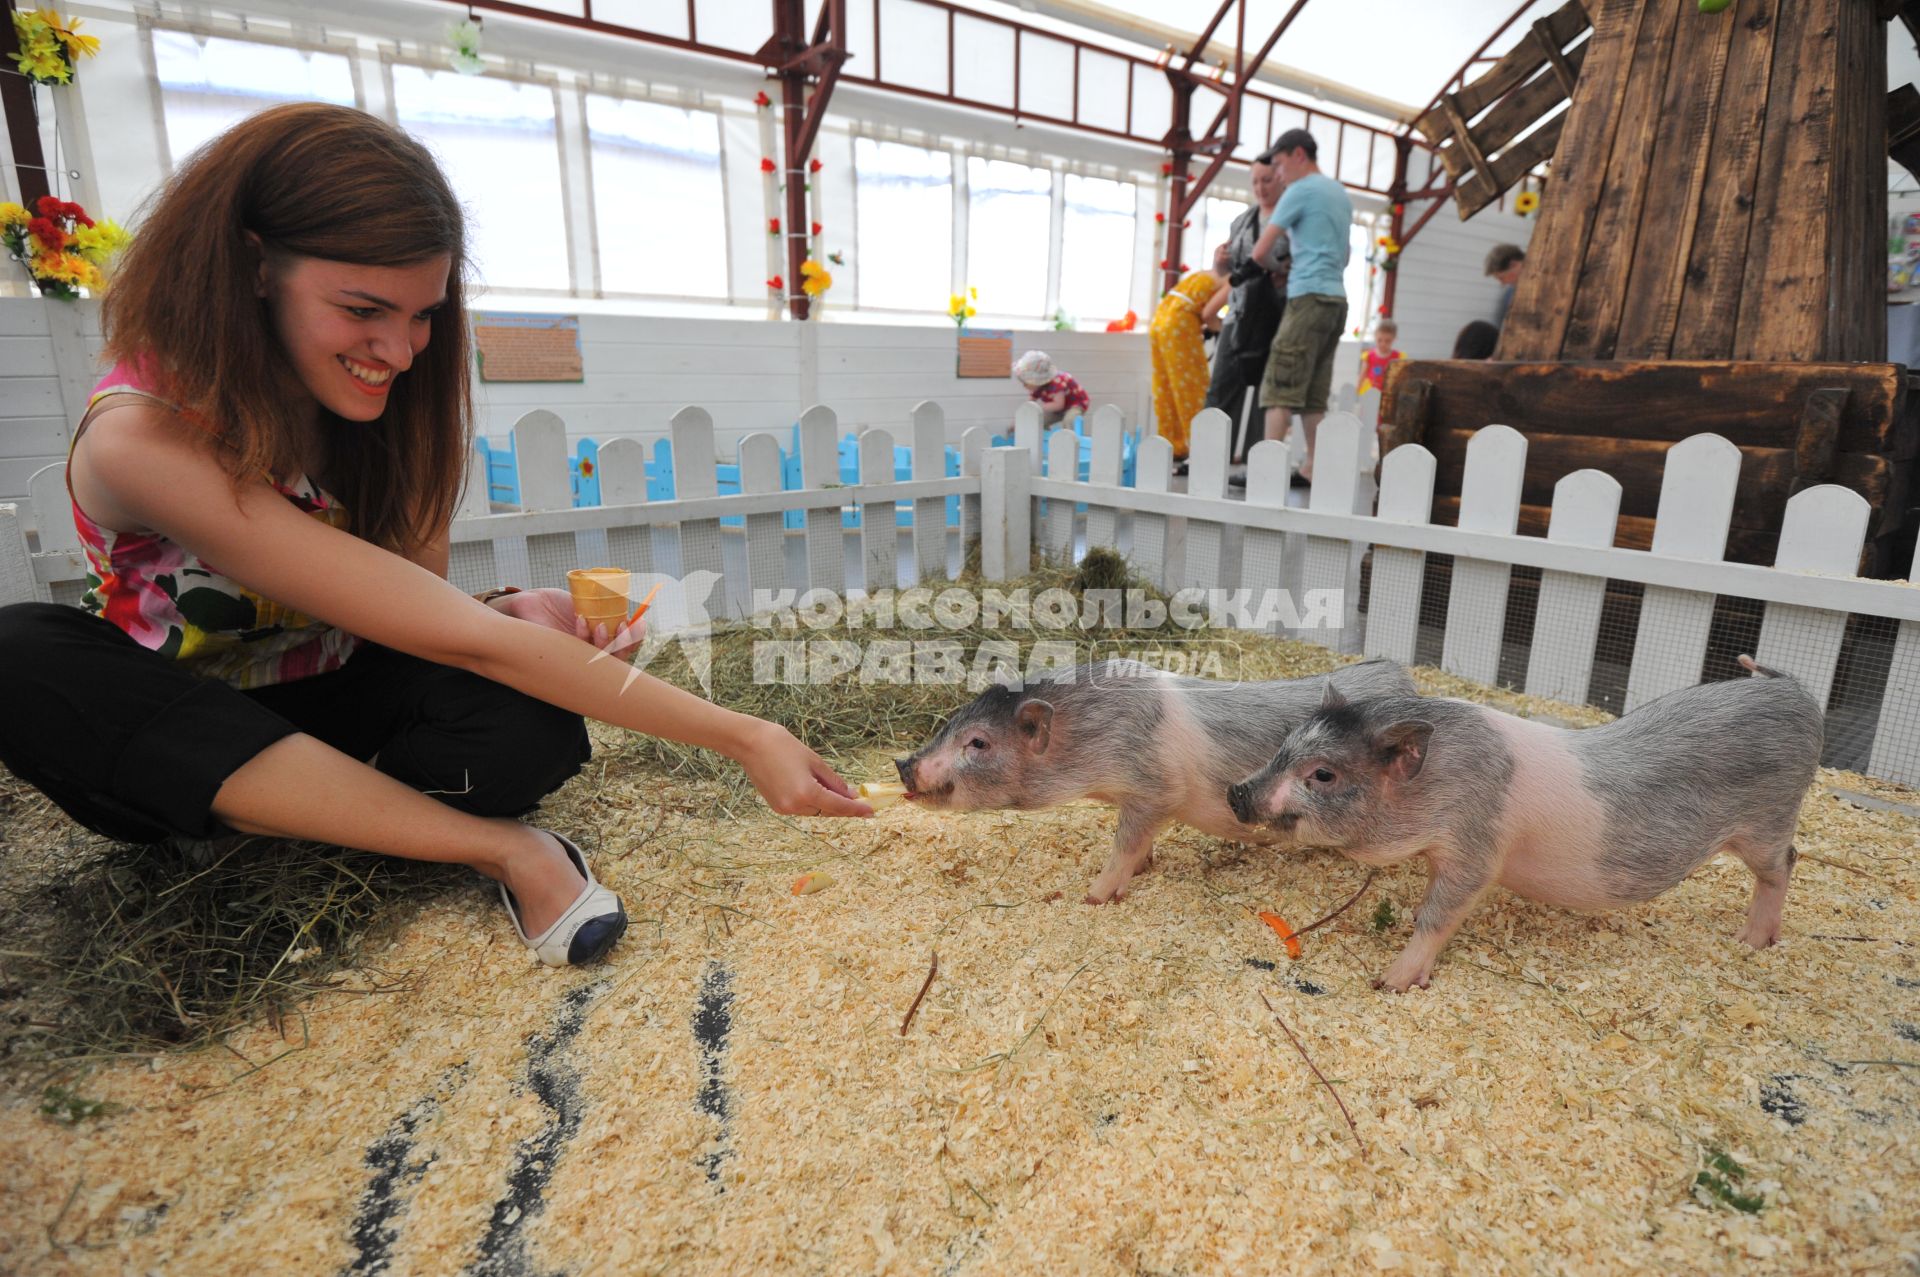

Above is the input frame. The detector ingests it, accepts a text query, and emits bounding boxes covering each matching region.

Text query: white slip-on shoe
[498,830,628,967]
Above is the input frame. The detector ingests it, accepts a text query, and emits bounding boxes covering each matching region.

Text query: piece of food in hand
[627,581,663,626]
[567,566,631,633]
[1257,911,1303,959]
[857,780,910,810]
[791,871,834,895]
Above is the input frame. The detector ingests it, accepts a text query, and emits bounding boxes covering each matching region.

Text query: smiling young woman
[0,104,872,969]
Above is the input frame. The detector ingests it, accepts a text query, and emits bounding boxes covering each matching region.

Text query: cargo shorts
[1258,292,1348,414]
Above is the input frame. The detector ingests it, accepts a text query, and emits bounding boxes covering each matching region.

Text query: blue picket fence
[472,412,1143,527]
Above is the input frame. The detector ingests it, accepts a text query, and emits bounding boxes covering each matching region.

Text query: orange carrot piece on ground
[1257,911,1303,959]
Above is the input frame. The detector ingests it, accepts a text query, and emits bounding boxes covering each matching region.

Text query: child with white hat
[1012,349,1090,428]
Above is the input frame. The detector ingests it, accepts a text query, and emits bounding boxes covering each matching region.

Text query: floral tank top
[71,364,360,689]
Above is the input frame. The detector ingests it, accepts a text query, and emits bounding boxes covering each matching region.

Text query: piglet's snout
[895,757,917,789]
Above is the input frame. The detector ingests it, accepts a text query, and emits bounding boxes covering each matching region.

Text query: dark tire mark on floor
[1760,1074,1807,1126]
[468,981,604,1277]
[937,1226,986,1276]
[1242,956,1323,994]
[694,961,734,1187]
[342,1064,470,1276]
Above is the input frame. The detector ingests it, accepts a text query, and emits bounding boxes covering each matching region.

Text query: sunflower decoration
[1515,190,1541,216]
[9,8,100,86]
[799,258,833,298]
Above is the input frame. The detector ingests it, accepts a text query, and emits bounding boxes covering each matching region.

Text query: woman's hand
[731,720,872,817]
[497,587,645,658]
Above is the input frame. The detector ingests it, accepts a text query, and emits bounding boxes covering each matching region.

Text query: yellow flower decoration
[71,218,129,261]
[799,258,832,296]
[963,305,976,318]
[0,203,27,229]
[1515,190,1540,215]
[21,47,69,82]
[38,251,81,284]
[9,8,99,86]
[55,13,98,59]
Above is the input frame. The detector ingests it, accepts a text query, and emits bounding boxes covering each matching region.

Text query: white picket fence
[3,398,1919,786]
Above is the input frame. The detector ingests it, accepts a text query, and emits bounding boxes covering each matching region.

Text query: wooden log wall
[1381,360,1920,573]
[1498,0,1889,363]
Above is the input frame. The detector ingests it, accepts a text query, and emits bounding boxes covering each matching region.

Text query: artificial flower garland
[0,196,129,299]
[9,7,98,85]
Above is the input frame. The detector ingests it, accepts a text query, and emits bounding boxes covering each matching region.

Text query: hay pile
[2,554,1917,1275]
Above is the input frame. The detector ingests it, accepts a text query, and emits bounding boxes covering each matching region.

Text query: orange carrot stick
[1257,911,1303,959]
[626,581,664,625]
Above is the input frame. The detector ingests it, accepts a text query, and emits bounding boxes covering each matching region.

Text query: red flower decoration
[1391,203,1405,215]
[768,218,781,235]
[1154,212,1166,224]
[1158,259,1168,270]
[1180,262,1189,272]
[1378,305,1388,315]
[1160,162,1173,176]
[767,275,784,291]
[1181,220,1190,229]
[579,458,595,478]
[26,216,62,245]
[809,158,822,173]
[760,157,776,173]
[810,221,822,236]
[34,195,61,217]
[754,91,771,107]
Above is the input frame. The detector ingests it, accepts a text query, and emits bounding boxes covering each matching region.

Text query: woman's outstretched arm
[78,406,869,817]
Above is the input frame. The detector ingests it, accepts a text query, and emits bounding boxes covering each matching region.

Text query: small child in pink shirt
[1358,317,1402,396]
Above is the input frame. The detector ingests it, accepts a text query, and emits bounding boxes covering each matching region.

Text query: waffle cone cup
[567,567,631,631]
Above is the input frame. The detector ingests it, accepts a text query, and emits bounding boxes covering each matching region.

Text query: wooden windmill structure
[1380,0,1916,574]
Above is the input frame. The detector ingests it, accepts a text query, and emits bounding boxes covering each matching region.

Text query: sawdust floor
[3,677,1919,1276]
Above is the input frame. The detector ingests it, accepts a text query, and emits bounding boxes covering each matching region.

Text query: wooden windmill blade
[1414,0,1594,219]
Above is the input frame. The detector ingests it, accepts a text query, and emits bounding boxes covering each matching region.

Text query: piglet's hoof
[1371,973,1431,993]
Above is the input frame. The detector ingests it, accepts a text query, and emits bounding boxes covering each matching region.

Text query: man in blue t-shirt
[1247,128,1352,483]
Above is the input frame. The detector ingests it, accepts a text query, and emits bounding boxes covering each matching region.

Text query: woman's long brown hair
[102,102,470,554]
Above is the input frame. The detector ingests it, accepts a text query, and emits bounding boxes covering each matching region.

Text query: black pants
[0,604,591,844]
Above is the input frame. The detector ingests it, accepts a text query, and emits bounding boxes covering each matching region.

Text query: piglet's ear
[1374,720,1432,782]
[1016,699,1054,755]
[1320,679,1348,712]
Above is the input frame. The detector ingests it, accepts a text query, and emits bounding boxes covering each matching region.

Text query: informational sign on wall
[956,328,1013,379]
[473,312,585,383]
